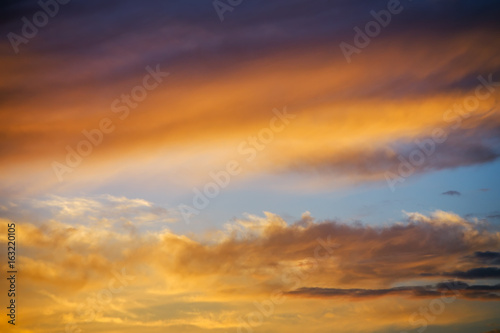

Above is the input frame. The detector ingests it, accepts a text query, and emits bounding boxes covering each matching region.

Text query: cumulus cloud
[1,203,500,332]
[4,204,499,294]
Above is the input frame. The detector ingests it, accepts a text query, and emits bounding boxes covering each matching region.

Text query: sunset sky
[1,0,500,332]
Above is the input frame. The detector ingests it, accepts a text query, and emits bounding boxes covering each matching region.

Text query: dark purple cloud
[289,122,500,182]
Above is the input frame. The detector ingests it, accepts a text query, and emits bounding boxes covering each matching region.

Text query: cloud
[2,1,500,332]
[1,205,500,332]
[288,120,500,187]
[467,251,500,265]
[1,1,500,196]
[4,204,499,294]
[3,194,178,226]
[442,190,461,196]
[442,267,500,279]
[286,282,500,300]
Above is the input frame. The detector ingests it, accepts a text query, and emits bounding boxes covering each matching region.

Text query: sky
[0,0,499,332]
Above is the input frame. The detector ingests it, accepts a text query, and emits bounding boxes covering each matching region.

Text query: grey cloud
[286,281,500,300]
[468,251,500,265]
[290,122,500,183]
[442,191,461,196]
[443,267,500,279]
